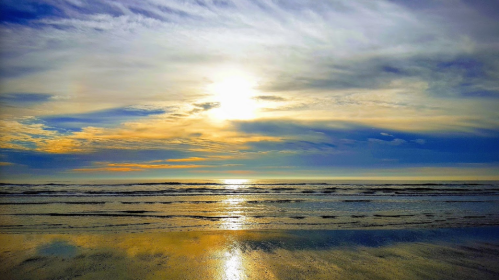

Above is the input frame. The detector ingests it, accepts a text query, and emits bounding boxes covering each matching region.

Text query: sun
[208,76,258,120]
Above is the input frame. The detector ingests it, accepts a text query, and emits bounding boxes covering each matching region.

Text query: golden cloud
[73,161,214,172]
[107,163,211,169]
[0,115,283,154]
[166,157,207,162]
[73,167,143,172]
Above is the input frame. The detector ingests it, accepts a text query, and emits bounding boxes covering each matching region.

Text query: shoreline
[1,227,499,279]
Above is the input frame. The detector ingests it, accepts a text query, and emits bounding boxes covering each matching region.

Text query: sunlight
[209,77,258,120]
[223,179,249,190]
[220,195,246,230]
[224,198,245,205]
[223,249,245,280]
[224,179,249,185]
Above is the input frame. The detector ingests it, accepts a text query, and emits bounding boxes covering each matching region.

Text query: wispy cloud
[72,159,244,173]
[165,157,206,162]
[0,93,53,104]
[253,96,286,102]
[1,0,497,132]
[107,163,210,169]
[41,106,168,132]
[368,138,407,146]
[0,114,283,154]
[412,139,426,145]
[1,0,498,179]
[73,167,143,172]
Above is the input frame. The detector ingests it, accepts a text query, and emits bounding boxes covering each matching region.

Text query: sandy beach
[1,181,499,279]
[2,0,499,278]
[1,228,499,280]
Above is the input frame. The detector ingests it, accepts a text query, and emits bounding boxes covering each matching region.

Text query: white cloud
[412,139,426,145]
[1,0,498,132]
[368,138,407,146]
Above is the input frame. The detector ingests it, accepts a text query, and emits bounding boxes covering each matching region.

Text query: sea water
[1,180,498,232]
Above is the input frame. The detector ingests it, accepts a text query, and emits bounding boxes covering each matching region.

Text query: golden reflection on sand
[223,249,245,280]
[1,231,499,280]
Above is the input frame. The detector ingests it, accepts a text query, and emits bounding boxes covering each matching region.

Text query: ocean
[1,180,498,232]
[1,180,499,279]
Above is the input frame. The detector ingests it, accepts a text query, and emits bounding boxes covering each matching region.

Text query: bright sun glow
[223,179,248,186]
[209,77,258,120]
[223,249,244,280]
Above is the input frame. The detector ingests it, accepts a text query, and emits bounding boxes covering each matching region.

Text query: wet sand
[1,228,499,280]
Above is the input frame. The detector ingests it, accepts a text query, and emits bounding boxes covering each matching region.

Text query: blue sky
[1,0,498,181]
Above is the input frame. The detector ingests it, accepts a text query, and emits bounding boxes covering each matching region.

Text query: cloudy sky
[1,0,498,181]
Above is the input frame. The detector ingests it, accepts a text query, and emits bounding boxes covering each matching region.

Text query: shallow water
[1,180,498,232]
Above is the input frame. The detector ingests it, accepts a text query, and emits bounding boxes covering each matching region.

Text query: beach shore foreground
[1,228,499,280]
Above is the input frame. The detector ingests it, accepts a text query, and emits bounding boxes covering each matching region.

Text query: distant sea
[1,179,498,232]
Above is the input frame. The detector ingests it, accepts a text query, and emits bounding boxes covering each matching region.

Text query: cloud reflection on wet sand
[1,230,499,279]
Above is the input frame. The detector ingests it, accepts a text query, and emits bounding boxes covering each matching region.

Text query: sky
[0,0,498,181]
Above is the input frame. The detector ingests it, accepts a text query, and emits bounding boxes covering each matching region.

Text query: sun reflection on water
[221,179,249,230]
[221,197,246,230]
[223,179,249,190]
[225,198,245,205]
